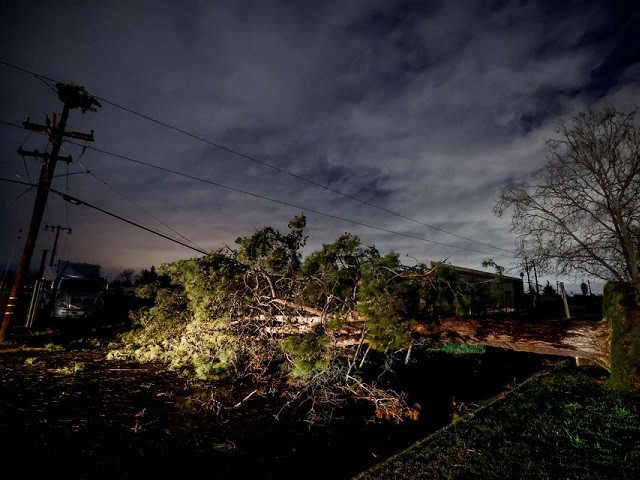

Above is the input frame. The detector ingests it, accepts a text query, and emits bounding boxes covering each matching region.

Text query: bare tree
[496,106,640,305]
[115,268,137,287]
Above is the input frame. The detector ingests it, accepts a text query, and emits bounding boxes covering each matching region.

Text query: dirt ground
[0,321,560,479]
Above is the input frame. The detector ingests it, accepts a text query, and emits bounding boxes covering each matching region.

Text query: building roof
[429,261,523,283]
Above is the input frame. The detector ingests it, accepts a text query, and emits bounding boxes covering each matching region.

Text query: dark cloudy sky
[1,1,638,289]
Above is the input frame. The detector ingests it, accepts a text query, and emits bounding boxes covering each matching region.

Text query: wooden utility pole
[25,249,49,328]
[0,83,99,342]
[44,224,72,266]
[559,282,571,319]
[531,259,540,296]
[523,257,532,293]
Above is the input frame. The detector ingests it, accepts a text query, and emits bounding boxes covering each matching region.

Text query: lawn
[355,361,640,479]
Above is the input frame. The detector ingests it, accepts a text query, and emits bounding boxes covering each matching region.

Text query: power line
[0,60,513,254]
[2,118,204,253]
[64,163,71,228]
[2,118,511,258]
[78,162,206,252]
[96,99,513,254]
[2,174,509,261]
[0,119,24,129]
[1,174,203,256]
[0,177,208,255]
[0,187,32,217]
[56,190,209,256]
[71,144,511,257]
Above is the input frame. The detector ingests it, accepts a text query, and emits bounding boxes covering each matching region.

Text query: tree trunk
[411,316,611,371]
[249,305,613,371]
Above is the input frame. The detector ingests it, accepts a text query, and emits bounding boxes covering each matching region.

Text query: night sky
[1,1,638,291]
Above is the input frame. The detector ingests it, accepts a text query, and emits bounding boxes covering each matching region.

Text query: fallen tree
[241,303,612,369]
[414,316,611,371]
[109,216,638,424]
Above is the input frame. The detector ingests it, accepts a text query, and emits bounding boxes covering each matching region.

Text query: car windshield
[59,278,102,294]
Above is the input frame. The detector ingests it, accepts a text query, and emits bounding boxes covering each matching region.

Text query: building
[430,262,525,311]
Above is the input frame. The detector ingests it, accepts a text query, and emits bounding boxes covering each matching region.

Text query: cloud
[1,0,638,281]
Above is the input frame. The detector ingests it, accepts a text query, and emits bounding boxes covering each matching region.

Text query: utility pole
[523,257,532,293]
[44,224,72,266]
[531,259,540,296]
[559,282,571,319]
[0,83,99,342]
[26,249,49,328]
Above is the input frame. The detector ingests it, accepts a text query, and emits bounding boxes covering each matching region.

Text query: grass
[355,361,640,479]
[435,342,487,355]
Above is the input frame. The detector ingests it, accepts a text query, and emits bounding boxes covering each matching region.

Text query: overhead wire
[64,163,70,227]
[0,122,36,216]
[4,107,510,259]
[77,162,206,253]
[2,118,205,256]
[42,144,53,228]
[57,135,205,252]
[0,187,32,217]
[0,60,514,255]
[21,157,33,185]
[0,177,208,255]
[6,124,35,185]
[33,74,57,94]
[74,143,510,257]
[0,119,23,130]
[2,116,510,259]
[64,192,208,255]
[59,142,81,230]
[19,131,35,193]
[96,98,513,254]
[1,229,22,287]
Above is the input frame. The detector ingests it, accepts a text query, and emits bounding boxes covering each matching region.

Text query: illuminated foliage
[111,216,466,421]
